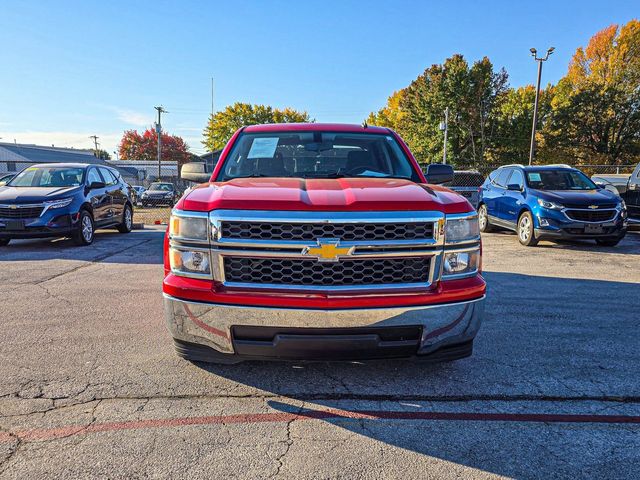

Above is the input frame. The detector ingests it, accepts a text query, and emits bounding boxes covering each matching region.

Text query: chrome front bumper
[164,294,485,357]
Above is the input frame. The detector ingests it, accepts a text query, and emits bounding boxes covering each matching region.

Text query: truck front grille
[565,209,616,222]
[223,256,431,288]
[220,221,434,242]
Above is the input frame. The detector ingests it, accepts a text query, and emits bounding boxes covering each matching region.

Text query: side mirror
[88,181,106,190]
[424,164,454,185]
[507,183,522,191]
[181,162,211,183]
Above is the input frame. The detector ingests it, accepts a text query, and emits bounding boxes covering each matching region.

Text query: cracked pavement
[0,227,639,478]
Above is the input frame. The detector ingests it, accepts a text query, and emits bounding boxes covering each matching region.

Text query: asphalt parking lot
[0,227,639,479]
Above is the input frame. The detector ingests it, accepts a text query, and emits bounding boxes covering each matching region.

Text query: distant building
[0,142,140,184]
[199,150,222,173]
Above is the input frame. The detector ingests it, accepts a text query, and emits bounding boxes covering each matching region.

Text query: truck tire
[478,204,494,233]
[517,211,538,246]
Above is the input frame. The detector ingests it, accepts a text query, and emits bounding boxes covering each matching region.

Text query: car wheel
[0,239,10,247]
[478,204,494,233]
[596,237,622,247]
[517,211,538,246]
[117,205,133,233]
[73,210,95,246]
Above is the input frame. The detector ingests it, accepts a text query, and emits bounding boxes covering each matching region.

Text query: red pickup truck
[163,123,485,364]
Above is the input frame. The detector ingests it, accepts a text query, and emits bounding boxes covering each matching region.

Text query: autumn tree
[203,103,312,151]
[367,55,509,165]
[546,20,640,164]
[118,129,191,167]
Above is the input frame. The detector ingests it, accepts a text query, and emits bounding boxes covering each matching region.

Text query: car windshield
[527,169,597,191]
[217,132,420,181]
[149,183,173,191]
[8,166,84,187]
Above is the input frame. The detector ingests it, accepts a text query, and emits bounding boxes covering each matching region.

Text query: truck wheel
[117,205,133,233]
[596,237,622,247]
[478,204,494,233]
[0,239,10,247]
[73,210,95,246]
[517,211,538,246]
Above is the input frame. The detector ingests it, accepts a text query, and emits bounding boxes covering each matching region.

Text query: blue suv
[478,165,627,247]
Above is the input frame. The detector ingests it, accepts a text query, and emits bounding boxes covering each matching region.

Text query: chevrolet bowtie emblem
[588,205,599,209]
[303,239,354,262]
[10,205,17,210]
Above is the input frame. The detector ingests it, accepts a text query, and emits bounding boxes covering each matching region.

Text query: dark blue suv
[478,165,627,247]
[0,163,134,246]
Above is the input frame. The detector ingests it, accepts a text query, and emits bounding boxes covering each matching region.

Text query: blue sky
[0,0,637,155]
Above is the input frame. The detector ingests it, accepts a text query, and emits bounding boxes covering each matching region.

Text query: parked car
[165,123,485,364]
[478,164,627,247]
[592,163,640,226]
[131,185,146,206]
[444,170,484,208]
[0,173,15,186]
[0,163,134,246]
[140,182,178,207]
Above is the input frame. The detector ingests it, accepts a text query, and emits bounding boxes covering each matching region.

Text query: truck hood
[179,177,473,213]
[533,188,621,205]
[0,186,82,204]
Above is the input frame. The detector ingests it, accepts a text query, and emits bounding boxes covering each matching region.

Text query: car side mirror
[88,181,106,190]
[424,164,454,185]
[181,162,211,183]
[507,183,522,191]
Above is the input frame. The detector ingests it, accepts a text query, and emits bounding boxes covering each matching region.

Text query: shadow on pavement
[0,228,166,265]
[191,271,640,478]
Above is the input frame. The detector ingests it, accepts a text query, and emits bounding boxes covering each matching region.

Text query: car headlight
[169,212,209,241]
[141,192,148,198]
[44,198,73,210]
[442,249,480,278]
[537,199,563,210]
[165,192,174,197]
[618,200,626,210]
[169,248,211,277]
[444,215,480,244]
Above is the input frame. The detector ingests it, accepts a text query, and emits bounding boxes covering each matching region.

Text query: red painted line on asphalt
[2,408,639,443]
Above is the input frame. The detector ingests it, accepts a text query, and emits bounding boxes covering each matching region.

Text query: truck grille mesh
[220,222,434,242]
[224,256,430,287]
[565,210,616,222]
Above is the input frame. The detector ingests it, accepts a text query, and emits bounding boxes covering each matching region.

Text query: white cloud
[114,109,153,127]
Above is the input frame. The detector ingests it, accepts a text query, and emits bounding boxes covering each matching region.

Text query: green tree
[202,103,311,151]
[546,20,640,164]
[367,55,509,166]
[93,149,111,160]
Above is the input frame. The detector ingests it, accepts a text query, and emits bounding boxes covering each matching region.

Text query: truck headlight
[537,199,563,210]
[169,248,211,277]
[169,212,209,241]
[442,249,480,278]
[444,215,480,244]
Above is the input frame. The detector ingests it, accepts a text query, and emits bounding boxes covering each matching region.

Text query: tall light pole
[154,106,168,179]
[528,47,554,165]
[439,107,449,164]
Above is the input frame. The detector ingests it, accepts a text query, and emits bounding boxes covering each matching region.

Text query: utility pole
[439,107,449,164]
[528,47,554,165]
[154,106,167,179]
[89,135,99,158]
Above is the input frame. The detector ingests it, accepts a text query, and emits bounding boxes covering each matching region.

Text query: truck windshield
[8,166,84,188]
[527,169,597,191]
[217,132,420,181]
